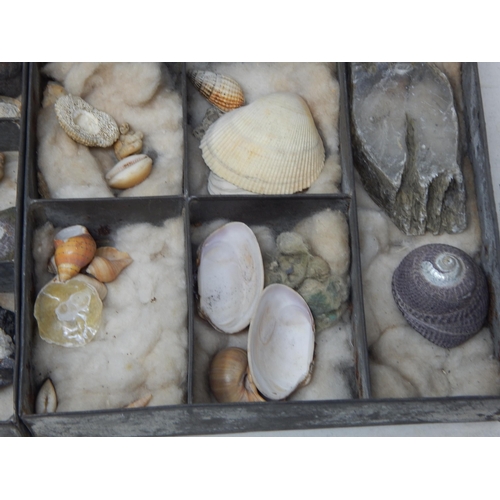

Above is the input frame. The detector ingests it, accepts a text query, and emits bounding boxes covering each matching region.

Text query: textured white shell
[207,171,256,196]
[55,94,120,147]
[200,92,325,194]
[197,222,264,334]
[248,284,315,400]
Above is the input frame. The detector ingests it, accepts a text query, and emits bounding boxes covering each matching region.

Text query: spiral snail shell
[392,244,489,348]
[209,347,264,403]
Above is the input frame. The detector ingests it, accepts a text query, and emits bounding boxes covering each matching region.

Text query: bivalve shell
[105,154,153,189]
[248,284,315,400]
[200,92,325,194]
[392,243,489,348]
[188,70,245,112]
[54,94,119,147]
[197,222,264,334]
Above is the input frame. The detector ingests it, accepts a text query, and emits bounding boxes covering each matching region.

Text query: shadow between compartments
[0,63,29,436]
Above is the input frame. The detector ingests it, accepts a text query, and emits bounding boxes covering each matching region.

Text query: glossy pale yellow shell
[209,347,265,403]
[200,92,325,194]
[54,225,97,282]
[105,154,152,189]
[55,94,119,147]
[188,70,245,112]
[34,278,103,347]
[86,246,133,283]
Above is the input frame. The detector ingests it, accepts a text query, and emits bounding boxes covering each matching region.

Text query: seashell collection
[392,244,489,348]
[34,224,133,348]
[199,222,321,402]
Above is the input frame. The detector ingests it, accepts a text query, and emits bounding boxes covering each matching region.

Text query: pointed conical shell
[54,225,97,282]
[200,92,325,194]
[54,94,119,147]
[86,247,133,283]
[188,70,245,112]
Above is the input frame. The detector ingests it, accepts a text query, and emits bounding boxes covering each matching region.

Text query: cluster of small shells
[188,70,326,195]
[51,92,152,191]
[198,221,315,403]
[34,224,133,347]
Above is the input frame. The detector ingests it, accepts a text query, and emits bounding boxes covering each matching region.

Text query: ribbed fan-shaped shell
[55,94,119,148]
[200,92,325,195]
[188,70,245,112]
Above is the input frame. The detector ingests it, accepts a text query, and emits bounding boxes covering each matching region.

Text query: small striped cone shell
[54,225,97,282]
[200,92,325,195]
[188,70,245,112]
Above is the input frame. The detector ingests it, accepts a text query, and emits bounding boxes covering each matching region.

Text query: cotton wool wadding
[38,63,184,199]
[187,62,341,195]
[32,217,188,412]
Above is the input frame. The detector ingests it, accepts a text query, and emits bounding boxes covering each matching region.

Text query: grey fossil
[350,63,466,236]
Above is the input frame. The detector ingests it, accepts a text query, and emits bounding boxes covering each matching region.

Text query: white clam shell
[106,154,153,189]
[248,284,315,400]
[200,92,325,194]
[197,222,264,334]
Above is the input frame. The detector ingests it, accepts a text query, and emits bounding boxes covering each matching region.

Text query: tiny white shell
[35,379,58,413]
[105,154,153,189]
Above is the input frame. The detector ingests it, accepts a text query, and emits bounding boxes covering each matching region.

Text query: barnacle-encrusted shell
[209,347,265,403]
[188,70,245,112]
[248,284,315,400]
[34,278,103,347]
[392,243,489,348]
[197,222,264,334]
[200,92,325,194]
[54,225,97,282]
[105,154,152,189]
[54,94,119,147]
[0,207,16,262]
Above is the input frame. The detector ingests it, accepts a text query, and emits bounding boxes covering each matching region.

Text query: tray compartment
[20,197,190,433]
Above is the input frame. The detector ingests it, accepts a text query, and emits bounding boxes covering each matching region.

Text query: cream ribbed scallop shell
[200,92,325,195]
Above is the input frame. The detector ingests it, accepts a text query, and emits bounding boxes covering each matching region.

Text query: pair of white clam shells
[198,222,315,401]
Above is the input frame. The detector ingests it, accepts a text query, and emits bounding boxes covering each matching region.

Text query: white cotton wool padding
[39,63,184,198]
[369,362,420,399]
[294,209,350,279]
[187,62,341,195]
[32,218,188,412]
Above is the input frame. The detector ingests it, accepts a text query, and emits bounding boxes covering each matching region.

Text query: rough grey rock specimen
[350,63,466,236]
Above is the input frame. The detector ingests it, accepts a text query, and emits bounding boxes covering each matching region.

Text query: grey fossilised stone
[350,63,467,236]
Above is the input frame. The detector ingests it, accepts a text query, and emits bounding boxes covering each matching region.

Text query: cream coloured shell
[54,94,119,147]
[248,284,315,400]
[188,70,245,112]
[86,246,133,283]
[105,154,153,189]
[197,222,264,334]
[200,92,325,194]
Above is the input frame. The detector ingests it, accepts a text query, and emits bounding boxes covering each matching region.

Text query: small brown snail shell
[54,225,97,282]
[86,246,133,283]
[209,347,265,403]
